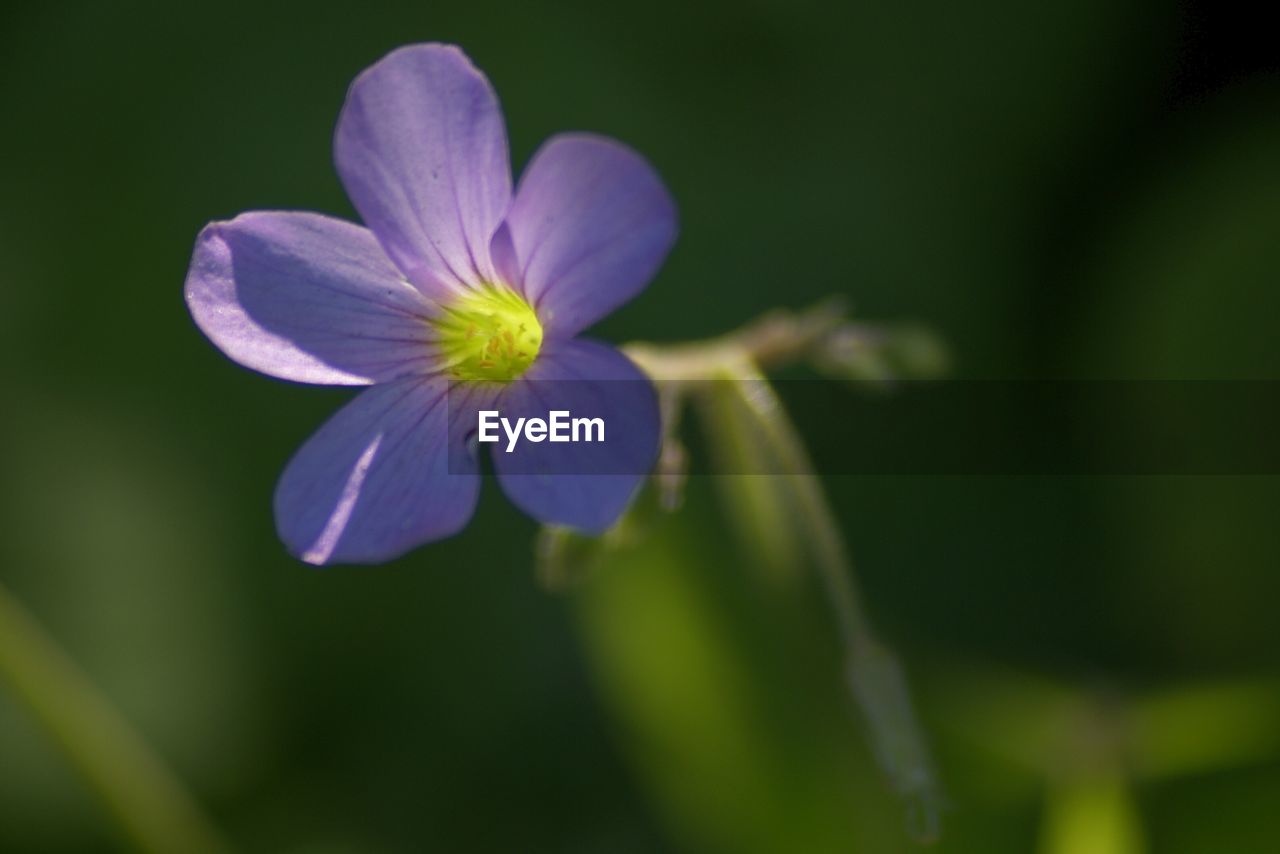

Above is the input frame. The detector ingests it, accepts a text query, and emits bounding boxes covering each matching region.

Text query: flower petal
[274,376,481,564]
[334,43,511,296]
[185,211,435,385]
[491,339,659,532]
[498,133,677,336]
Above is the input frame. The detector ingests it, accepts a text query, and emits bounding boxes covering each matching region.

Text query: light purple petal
[185,211,435,385]
[491,339,659,532]
[334,43,511,297]
[274,376,481,564]
[497,133,677,336]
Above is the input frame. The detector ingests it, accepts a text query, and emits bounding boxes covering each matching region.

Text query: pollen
[431,285,543,382]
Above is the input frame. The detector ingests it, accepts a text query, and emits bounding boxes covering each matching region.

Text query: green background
[2,1,1279,851]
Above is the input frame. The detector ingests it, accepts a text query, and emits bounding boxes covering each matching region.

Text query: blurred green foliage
[2,0,1279,851]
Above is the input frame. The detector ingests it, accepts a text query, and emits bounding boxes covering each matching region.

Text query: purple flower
[185,44,677,565]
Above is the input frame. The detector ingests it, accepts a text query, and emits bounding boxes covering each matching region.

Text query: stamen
[430,284,543,382]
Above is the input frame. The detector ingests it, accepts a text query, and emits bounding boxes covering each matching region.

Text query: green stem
[719,366,942,842]
[625,309,945,842]
[0,580,232,854]
[718,362,872,647]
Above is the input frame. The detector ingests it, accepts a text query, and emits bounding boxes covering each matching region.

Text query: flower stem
[624,299,850,382]
[721,366,942,842]
[624,302,944,841]
[0,579,232,854]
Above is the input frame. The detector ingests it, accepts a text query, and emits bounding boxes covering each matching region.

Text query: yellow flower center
[432,285,543,382]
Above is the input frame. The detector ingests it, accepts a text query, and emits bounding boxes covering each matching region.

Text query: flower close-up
[184,43,678,565]
[11,5,1280,852]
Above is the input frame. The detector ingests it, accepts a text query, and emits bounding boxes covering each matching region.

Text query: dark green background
[2,1,1279,851]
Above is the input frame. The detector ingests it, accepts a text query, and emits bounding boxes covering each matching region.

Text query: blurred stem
[716,362,872,649]
[721,366,942,842]
[1041,772,1145,854]
[625,306,943,841]
[626,304,876,649]
[0,580,231,854]
[625,299,849,382]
